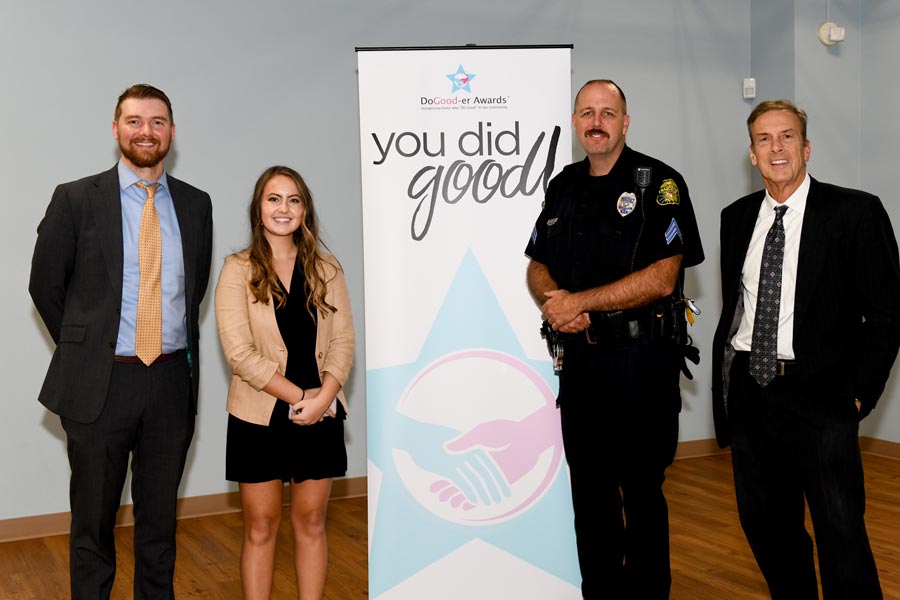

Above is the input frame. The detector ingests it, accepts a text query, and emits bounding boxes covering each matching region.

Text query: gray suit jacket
[30,165,213,423]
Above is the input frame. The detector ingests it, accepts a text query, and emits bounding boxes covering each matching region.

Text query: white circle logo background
[392,349,563,525]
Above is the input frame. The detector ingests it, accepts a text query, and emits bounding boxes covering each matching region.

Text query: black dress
[226,264,347,483]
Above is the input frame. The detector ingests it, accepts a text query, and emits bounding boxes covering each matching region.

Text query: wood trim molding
[0,512,73,545]
[0,476,366,544]
[676,437,900,461]
[859,436,900,459]
[674,438,730,460]
[2,438,897,544]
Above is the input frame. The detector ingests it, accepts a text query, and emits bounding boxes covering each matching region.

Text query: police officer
[525,79,704,599]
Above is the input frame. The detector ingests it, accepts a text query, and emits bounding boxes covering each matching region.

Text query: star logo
[367,250,579,597]
[447,65,476,93]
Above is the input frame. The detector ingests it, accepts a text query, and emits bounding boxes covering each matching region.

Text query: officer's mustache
[584,128,609,139]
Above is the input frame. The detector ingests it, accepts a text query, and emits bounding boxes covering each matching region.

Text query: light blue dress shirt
[115,161,187,356]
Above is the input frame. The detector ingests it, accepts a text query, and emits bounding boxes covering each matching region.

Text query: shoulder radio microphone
[634,166,652,193]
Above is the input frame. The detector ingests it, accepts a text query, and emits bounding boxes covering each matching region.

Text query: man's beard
[120,138,169,169]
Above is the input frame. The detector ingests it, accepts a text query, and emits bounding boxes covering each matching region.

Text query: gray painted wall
[1,0,895,521]
[860,1,900,440]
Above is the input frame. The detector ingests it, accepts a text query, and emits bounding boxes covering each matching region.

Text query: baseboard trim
[3,437,897,544]
[859,436,900,459]
[674,438,730,459]
[0,511,74,545]
[675,436,900,461]
[0,476,366,544]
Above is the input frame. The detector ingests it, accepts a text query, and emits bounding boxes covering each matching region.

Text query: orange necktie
[134,181,162,366]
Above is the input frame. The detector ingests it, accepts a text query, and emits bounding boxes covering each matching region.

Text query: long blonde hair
[246,165,337,318]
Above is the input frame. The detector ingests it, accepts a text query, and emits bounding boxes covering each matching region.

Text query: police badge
[657,179,680,206]
[617,191,636,217]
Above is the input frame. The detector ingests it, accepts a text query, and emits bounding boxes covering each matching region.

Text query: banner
[357,45,578,599]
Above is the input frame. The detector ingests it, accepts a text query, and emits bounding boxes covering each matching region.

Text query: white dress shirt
[732,173,810,359]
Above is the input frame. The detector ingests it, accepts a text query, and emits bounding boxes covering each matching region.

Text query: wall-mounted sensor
[818,22,845,45]
[742,78,756,100]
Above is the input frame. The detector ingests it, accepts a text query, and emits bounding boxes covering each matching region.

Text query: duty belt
[579,311,653,345]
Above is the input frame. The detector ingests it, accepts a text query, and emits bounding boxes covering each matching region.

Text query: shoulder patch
[657,179,680,206]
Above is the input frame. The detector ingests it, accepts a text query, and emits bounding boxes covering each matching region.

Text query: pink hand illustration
[428,405,562,509]
[446,404,561,484]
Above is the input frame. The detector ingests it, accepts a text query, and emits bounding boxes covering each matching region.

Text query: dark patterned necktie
[749,205,788,387]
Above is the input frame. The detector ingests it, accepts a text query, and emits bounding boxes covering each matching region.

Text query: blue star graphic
[446,65,476,93]
[367,250,579,596]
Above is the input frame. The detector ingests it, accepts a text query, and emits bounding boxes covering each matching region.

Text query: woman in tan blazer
[215,166,354,600]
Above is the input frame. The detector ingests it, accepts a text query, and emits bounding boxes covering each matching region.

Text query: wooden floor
[1,453,897,599]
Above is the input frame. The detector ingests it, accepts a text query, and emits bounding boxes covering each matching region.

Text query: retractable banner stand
[357,45,578,599]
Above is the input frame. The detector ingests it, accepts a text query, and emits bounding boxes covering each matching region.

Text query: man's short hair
[114,84,173,122]
[747,100,808,142]
[574,79,628,114]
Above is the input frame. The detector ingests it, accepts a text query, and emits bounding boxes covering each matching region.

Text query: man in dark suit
[712,100,900,599]
[29,84,213,600]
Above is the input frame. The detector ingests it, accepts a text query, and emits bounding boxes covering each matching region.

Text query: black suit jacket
[30,165,213,424]
[712,177,900,447]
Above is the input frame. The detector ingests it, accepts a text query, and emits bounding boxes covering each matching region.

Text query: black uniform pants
[729,352,882,600]
[558,337,680,600]
[61,353,194,600]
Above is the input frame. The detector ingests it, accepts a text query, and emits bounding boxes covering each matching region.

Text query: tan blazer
[214,250,355,425]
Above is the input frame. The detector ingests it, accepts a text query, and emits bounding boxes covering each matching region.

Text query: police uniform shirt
[525,146,704,295]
